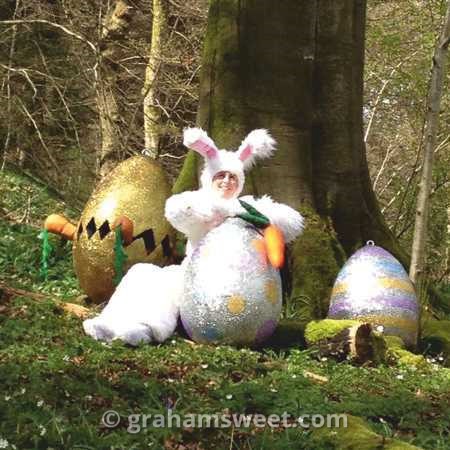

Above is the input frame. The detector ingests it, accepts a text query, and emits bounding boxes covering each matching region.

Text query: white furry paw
[83,318,115,342]
[115,323,153,346]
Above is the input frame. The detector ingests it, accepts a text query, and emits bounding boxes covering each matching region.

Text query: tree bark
[142,0,168,158]
[97,0,135,179]
[409,1,450,285]
[175,0,406,318]
[305,320,382,364]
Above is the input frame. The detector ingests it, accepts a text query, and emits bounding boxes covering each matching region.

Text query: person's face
[212,171,239,199]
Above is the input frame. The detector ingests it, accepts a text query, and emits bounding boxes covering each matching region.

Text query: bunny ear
[236,129,276,169]
[183,127,218,159]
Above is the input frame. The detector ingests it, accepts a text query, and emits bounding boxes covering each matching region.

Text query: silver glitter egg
[180,218,282,345]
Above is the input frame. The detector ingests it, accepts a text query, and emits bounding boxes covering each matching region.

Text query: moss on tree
[289,207,346,320]
[172,150,199,195]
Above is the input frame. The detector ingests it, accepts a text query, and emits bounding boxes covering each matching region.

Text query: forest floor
[0,169,449,450]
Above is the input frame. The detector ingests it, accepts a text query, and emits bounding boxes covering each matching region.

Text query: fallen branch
[0,282,90,319]
[305,319,386,364]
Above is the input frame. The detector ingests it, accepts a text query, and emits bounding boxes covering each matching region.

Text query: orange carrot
[264,225,285,268]
[44,214,76,240]
[113,215,134,246]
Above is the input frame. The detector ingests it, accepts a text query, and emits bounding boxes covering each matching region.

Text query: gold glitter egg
[73,156,174,303]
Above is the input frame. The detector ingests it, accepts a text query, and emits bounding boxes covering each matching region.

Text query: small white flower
[270,388,278,393]
[438,356,444,361]
[396,374,404,380]
[379,417,386,424]
[320,357,328,362]
[20,388,26,395]
[167,378,174,383]
[37,400,44,408]
[291,374,297,379]
[376,325,384,333]
[4,396,11,401]
[84,395,93,401]
[226,394,233,400]
[0,438,9,448]
[171,340,176,345]
[201,364,208,369]
[39,425,46,436]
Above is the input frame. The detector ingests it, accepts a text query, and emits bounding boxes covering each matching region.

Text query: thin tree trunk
[97,0,135,179]
[1,1,19,170]
[142,0,168,158]
[409,1,450,285]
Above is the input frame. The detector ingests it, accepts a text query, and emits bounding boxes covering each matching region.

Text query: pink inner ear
[193,140,217,159]
[206,147,217,158]
[239,144,252,162]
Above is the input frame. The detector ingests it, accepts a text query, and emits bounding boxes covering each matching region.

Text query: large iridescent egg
[327,243,419,348]
[73,156,174,303]
[180,218,282,346]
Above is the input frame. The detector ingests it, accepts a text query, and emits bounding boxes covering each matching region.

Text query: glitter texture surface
[73,156,173,303]
[327,244,419,347]
[180,218,282,345]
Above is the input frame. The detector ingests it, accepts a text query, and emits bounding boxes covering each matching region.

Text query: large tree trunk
[175,0,406,319]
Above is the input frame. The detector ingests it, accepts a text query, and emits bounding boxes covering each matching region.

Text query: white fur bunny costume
[83,128,304,345]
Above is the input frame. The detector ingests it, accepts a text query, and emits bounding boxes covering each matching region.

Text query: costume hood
[183,128,276,198]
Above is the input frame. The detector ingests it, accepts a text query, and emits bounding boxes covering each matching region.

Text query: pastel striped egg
[327,243,419,348]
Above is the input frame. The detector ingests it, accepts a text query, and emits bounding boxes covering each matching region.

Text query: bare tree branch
[0,19,97,53]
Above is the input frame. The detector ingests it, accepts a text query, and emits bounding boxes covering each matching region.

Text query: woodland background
[0,0,449,283]
[0,1,449,449]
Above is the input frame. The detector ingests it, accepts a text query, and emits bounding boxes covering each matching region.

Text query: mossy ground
[305,319,363,343]
[1,170,449,449]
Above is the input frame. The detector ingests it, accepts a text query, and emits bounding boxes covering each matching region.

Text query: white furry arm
[240,195,305,243]
[164,190,245,240]
[164,190,214,236]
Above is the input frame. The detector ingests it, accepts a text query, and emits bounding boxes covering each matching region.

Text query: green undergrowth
[0,168,79,226]
[0,168,81,298]
[1,169,450,449]
[0,220,80,299]
[0,296,449,449]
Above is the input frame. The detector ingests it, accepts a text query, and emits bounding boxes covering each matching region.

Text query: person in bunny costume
[83,128,304,345]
